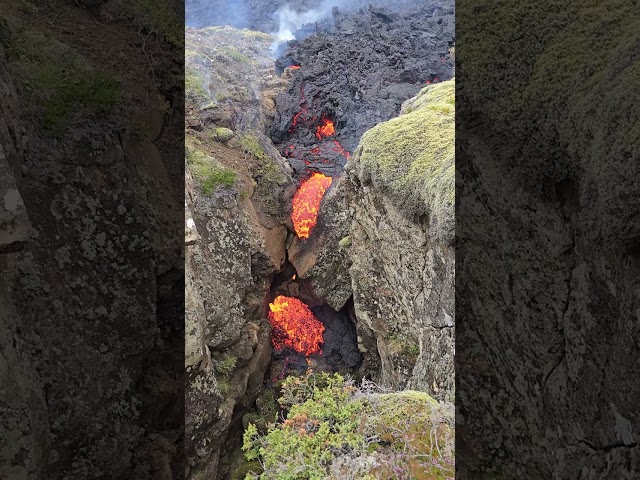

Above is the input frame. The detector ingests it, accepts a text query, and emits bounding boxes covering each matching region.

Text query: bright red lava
[291,172,333,239]
[268,295,325,356]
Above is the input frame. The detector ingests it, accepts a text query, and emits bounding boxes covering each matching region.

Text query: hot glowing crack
[268,295,325,356]
[291,172,333,239]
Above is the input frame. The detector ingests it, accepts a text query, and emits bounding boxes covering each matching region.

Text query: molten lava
[315,117,336,140]
[291,172,333,238]
[268,295,325,356]
[289,65,301,69]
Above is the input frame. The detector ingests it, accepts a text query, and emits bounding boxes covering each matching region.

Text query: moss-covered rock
[348,79,454,244]
[214,127,235,142]
[7,27,121,133]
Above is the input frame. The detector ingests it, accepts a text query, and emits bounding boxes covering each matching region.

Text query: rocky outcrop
[345,80,455,401]
[288,176,352,311]
[457,1,640,477]
[184,26,296,480]
[270,1,455,178]
[0,4,184,478]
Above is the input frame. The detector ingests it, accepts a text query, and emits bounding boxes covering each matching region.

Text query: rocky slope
[0,1,183,478]
[457,0,640,477]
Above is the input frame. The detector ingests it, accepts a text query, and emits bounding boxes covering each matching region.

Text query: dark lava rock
[270,2,455,179]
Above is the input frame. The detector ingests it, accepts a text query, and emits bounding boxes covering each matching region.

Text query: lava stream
[268,295,325,356]
[291,172,333,239]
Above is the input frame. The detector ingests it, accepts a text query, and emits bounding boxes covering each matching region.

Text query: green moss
[220,45,252,64]
[186,68,208,102]
[214,127,235,142]
[352,79,454,242]
[230,459,262,480]
[186,148,236,194]
[116,0,183,47]
[7,28,121,133]
[239,134,287,186]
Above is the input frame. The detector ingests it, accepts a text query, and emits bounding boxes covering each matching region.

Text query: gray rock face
[184,26,294,480]
[345,176,454,400]
[342,83,455,401]
[0,10,185,478]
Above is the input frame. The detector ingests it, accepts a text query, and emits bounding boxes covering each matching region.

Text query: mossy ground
[186,147,236,195]
[7,27,121,133]
[242,372,454,480]
[351,79,454,242]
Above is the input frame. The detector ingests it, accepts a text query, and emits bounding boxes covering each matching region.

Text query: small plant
[242,371,454,479]
[215,354,237,376]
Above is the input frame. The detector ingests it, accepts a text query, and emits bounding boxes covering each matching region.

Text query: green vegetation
[116,0,183,47]
[242,372,454,480]
[352,79,454,244]
[239,134,287,185]
[186,68,208,103]
[7,28,121,133]
[457,0,640,192]
[220,46,251,64]
[215,354,237,376]
[186,148,236,194]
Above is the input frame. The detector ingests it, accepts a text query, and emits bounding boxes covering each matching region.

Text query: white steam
[270,0,341,55]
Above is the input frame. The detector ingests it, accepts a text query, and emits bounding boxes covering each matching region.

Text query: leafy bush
[242,372,454,480]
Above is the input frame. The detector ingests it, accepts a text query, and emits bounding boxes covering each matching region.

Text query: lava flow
[291,172,333,238]
[268,295,325,356]
[315,116,336,140]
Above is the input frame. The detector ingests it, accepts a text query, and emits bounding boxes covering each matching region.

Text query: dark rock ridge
[270,1,454,178]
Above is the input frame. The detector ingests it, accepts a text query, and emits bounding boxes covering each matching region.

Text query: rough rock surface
[345,80,455,401]
[0,2,184,478]
[457,1,640,477]
[184,26,295,480]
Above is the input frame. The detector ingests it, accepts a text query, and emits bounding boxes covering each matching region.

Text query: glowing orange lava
[291,172,333,238]
[315,117,336,140]
[268,295,325,356]
[289,65,301,69]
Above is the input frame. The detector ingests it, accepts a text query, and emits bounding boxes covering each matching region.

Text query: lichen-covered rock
[0,6,184,478]
[345,79,455,400]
